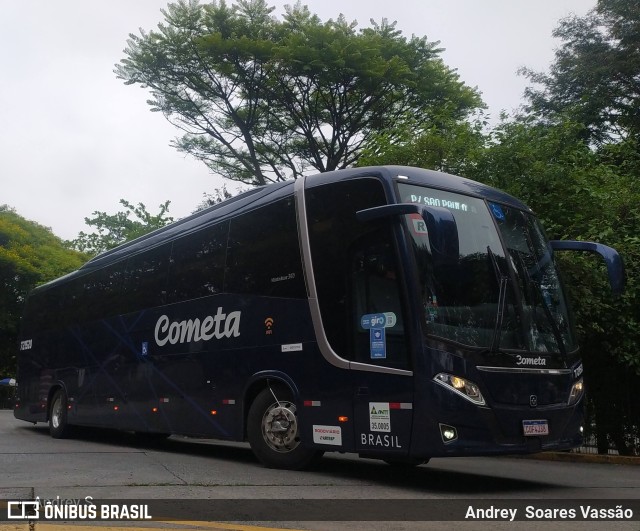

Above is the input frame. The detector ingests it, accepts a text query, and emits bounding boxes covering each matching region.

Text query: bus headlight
[568,378,584,405]
[434,373,486,406]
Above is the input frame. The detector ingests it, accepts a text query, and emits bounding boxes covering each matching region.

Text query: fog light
[568,378,584,405]
[440,424,458,443]
[434,373,486,405]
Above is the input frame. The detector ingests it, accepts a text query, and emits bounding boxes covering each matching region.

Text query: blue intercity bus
[14,166,624,469]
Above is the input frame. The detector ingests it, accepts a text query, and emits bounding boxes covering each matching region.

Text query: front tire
[49,389,72,439]
[247,386,321,470]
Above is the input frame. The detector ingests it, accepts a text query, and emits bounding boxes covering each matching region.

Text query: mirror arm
[550,240,625,295]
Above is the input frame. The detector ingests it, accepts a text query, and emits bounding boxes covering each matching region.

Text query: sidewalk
[522,451,640,466]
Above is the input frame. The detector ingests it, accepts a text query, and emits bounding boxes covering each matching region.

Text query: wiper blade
[487,246,509,353]
[514,251,568,359]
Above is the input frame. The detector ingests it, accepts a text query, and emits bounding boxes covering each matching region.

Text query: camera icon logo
[7,501,39,519]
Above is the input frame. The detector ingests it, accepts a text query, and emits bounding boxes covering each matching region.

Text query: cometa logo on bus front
[515,355,546,366]
[154,308,241,347]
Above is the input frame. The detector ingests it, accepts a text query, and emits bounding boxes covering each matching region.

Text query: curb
[520,451,640,466]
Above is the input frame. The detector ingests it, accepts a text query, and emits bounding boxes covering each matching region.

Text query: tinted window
[306,178,409,368]
[83,262,126,319]
[225,197,305,298]
[350,229,408,369]
[122,244,172,313]
[169,222,228,302]
[23,288,62,332]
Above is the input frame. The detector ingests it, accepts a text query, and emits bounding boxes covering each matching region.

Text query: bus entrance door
[349,232,414,458]
[352,370,414,458]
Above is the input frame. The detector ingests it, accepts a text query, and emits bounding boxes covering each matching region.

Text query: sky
[1,0,595,241]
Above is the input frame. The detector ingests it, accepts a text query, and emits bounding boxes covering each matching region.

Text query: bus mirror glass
[420,206,459,263]
[550,240,625,296]
[356,203,459,262]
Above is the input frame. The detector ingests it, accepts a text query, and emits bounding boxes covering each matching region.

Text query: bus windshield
[398,183,576,354]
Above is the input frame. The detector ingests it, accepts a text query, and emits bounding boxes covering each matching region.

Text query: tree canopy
[522,0,640,151]
[70,199,173,256]
[357,0,640,454]
[116,0,482,185]
[0,206,87,377]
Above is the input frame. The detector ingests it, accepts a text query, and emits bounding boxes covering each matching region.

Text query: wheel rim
[261,400,299,453]
[51,395,63,429]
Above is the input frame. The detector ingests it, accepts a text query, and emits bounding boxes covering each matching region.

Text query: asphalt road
[0,410,638,530]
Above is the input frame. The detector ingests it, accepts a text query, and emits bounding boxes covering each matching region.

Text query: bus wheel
[247,386,320,470]
[49,389,72,439]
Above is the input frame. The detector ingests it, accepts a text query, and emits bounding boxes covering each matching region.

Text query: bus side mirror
[356,203,459,262]
[550,240,625,296]
[421,206,459,262]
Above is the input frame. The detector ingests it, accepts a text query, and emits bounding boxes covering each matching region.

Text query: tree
[193,185,236,212]
[357,108,640,454]
[479,118,640,455]
[522,0,640,150]
[115,0,482,185]
[0,206,86,377]
[513,0,640,454]
[357,113,488,177]
[70,199,173,256]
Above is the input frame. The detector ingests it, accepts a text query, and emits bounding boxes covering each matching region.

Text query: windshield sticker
[425,296,439,322]
[408,213,429,234]
[490,202,506,221]
[407,194,470,212]
[361,312,397,329]
[369,403,391,432]
[370,328,386,359]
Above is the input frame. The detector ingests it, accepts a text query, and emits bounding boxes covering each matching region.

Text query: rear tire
[247,386,321,470]
[49,389,72,439]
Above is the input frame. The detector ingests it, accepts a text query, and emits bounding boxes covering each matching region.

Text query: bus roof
[41,165,530,288]
[305,166,531,212]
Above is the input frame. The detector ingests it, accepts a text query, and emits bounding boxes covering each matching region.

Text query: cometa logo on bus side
[154,308,241,347]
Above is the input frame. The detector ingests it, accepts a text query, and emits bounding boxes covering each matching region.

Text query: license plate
[523,420,549,436]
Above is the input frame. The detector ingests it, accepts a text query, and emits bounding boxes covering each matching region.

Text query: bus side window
[122,243,172,313]
[306,177,409,369]
[225,197,306,299]
[81,262,125,321]
[169,222,228,303]
[350,231,409,370]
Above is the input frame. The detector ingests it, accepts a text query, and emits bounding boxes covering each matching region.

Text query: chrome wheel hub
[261,401,299,453]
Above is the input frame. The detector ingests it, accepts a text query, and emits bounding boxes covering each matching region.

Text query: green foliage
[522,0,640,148]
[357,113,488,177]
[0,206,86,377]
[193,185,237,212]
[510,0,640,454]
[357,0,640,453]
[478,117,640,455]
[70,199,173,256]
[116,0,482,184]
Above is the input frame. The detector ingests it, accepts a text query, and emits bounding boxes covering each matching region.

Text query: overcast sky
[1,0,595,241]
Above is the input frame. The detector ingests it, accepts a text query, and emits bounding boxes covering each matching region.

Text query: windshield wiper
[514,251,568,359]
[487,246,509,353]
